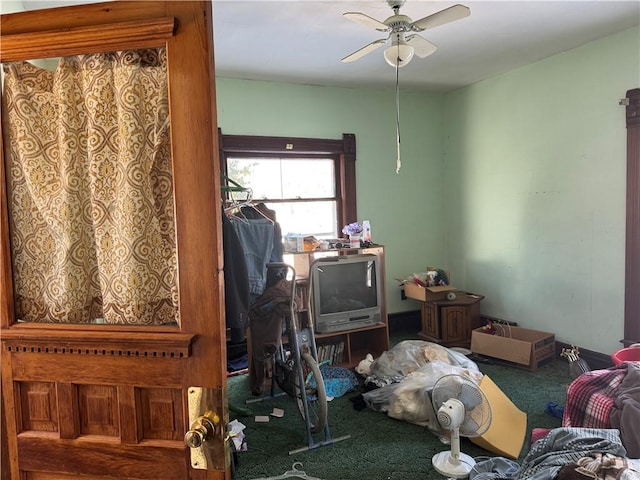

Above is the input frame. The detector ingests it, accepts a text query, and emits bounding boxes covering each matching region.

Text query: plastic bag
[362,341,483,435]
[363,360,482,431]
[368,340,479,386]
[384,373,439,430]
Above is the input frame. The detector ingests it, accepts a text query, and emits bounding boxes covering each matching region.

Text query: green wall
[216,79,447,314]
[216,25,639,354]
[443,26,639,354]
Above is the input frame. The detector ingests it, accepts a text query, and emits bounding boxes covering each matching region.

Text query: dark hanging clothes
[229,203,288,395]
[222,211,250,344]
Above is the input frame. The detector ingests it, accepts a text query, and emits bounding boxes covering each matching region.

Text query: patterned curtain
[2,48,178,325]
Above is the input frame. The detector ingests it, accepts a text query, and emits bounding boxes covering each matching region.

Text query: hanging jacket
[222,211,250,343]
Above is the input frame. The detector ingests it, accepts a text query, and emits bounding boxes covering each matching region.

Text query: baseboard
[555,341,614,370]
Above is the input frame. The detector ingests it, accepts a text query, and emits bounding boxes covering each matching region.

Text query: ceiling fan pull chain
[340,1,471,173]
[395,63,402,173]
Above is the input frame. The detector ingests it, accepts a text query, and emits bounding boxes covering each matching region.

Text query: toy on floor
[356,353,374,376]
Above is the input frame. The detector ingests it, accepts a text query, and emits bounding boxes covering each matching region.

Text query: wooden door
[441,306,470,345]
[420,302,441,341]
[0,2,229,479]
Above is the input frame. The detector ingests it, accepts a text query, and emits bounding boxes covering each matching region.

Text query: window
[219,132,357,238]
[226,157,337,237]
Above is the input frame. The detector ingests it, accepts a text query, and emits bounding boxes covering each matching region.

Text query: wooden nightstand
[418,292,484,347]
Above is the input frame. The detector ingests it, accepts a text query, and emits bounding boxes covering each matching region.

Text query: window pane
[265,201,337,238]
[227,158,335,199]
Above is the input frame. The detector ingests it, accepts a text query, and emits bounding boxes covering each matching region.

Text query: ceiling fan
[341,1,470,68]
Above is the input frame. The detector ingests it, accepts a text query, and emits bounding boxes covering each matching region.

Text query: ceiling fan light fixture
[383,43,414,68]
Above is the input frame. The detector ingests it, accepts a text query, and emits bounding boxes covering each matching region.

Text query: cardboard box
[404,267,456,302]
[470,325,555,370]
[471,375,527,459]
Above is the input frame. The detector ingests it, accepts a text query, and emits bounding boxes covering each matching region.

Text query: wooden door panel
[28,473,145,480]
[139,387,185,441]
[5,343,225,478]
[76,384,120,436]
[424,302,440,339]
[19,438,187,479]
[24,472,168,480]
[442,306,469,343]
[18,382,58,432]
[1,2,227,478]
[6,348,188,384]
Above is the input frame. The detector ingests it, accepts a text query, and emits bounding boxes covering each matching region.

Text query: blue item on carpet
[307,362,360,398]
[545,401,564,419]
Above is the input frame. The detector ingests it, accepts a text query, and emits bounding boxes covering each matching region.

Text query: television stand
[285,245,390,369]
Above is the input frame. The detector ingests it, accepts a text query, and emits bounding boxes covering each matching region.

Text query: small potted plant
[342,222,363,248]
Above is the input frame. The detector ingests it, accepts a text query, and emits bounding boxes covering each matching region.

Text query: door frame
[624,88,640,345]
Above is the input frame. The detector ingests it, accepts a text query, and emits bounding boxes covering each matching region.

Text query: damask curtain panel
[2,48,179,325]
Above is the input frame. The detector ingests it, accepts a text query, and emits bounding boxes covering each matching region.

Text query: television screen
[311,254,382,333]
[317,258,377,314]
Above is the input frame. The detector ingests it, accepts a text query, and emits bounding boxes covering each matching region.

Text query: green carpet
[228,330,572,480]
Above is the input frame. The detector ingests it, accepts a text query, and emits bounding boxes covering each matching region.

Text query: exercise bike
[247,263,349,454]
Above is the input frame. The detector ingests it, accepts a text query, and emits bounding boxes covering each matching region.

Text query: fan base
[432,451,476,479]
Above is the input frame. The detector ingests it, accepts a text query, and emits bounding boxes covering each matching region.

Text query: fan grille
[431,374,491,437]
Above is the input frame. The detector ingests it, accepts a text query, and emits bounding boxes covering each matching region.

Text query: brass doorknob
[184,414,219,448]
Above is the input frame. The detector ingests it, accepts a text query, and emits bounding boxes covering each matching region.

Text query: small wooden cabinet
[285,245,390,368]
[418,293,484,347]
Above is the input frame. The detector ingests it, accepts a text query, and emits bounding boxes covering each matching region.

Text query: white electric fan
[430,375,492,479]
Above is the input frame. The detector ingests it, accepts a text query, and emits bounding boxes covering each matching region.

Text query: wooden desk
[417,292,484,348]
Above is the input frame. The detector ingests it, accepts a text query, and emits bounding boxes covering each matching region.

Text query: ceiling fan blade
[343,12,390,32]
[341,38,387,63]
[410,4,470,31]
[405,34,437,58]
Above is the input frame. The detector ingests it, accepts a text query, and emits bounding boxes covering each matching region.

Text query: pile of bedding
[470,427,640,480]
[563,362,640,458]
[471,363,640,479]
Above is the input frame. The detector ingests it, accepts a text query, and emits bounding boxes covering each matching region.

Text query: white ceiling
[10,0,640,92]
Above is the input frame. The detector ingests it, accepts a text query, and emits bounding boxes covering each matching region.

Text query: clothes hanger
[240,201,275,225]
[221,176,274,224]
[226,193,275,225]
[222,176,252,223]
[249,462,324,480]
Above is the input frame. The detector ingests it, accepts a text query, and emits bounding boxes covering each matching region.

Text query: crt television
[310,254,383,333]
